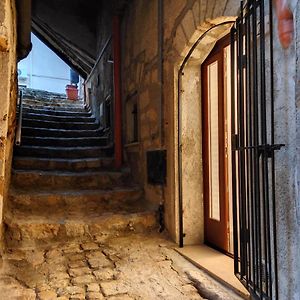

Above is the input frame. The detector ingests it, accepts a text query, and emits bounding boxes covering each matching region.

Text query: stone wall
[276,0,300,298]
[121,0,300,298]
[86,2,113,125]
[121,0,163,229]
[0,0,17,251]
[296,0,300,230]
[121,0,238,243]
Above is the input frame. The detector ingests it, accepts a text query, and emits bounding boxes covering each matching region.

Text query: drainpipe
[113,15,122,169]
[158,0,164,146]
[16,0,32,60]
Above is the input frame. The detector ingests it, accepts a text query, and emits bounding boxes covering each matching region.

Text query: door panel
[207,61,221,221]
[202,46,228,252]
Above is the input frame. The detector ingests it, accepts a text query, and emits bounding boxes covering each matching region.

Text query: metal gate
[230,0,284,299]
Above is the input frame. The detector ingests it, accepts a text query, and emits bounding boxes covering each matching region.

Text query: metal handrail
[85,36,112,84]
[15,90,23,146]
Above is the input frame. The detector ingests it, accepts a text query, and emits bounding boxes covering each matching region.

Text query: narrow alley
[0,89,242,299]
[0,90,243,300]
[1,0,300,299]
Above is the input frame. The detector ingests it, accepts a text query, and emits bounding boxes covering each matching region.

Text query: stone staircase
[5,91,157,248]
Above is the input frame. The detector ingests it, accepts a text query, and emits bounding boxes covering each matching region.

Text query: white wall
[18,33,71,94]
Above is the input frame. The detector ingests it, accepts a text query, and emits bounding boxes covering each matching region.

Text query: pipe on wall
[158,0,164,146]
[16,0,32,60]
[113,15,122,169]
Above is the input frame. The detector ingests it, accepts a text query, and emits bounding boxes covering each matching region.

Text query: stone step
[22,118,100,130]
[22,89,66,98]
[22,112,96,123]
[23,104,88,113]
[13,157,114,172]
[11,169,131,190]
[23,98,84,107]
[9,187,143,213]
[14,145,113,159]
[22,136,108,147]
[5,207,157,248]
[23,106,92,117]
[22,127,104,138]
[23,103,88,112]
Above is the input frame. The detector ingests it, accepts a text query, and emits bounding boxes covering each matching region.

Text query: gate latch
[264,143,285,158]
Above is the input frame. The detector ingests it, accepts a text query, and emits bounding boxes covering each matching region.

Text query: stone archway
[168,0,239,246]
[177,20,234,246]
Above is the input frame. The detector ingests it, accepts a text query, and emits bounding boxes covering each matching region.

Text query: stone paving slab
[0,233,244,300]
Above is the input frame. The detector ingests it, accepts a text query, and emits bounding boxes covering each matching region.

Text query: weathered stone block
[93,268,118,281]
[38,290,57,300]
[80,242,99,251]
[100,281,129,296]
[68,260,87,268]
[65,223,86,238]
[21,223,60,240]
[62,243,82,254]
[87,283,100,292]
[192,1,200,26]
[69,267,91,277]
[108,296,135,300]
[181,10,197,43]
[88,256,113,269]
[68,253,85,262]
[174,25,188,55]
[46,249,62,259]
[65,286,85,295]
[86,292,104,300]
[71,275,95,286]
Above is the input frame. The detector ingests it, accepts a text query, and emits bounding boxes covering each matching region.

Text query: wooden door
[202,37,230,253]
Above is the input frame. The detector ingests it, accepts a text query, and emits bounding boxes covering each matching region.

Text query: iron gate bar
[245,1,254,291]
[237,1,247,281]
[231,0,282,299]
[252,1,264,295]
[230,26,239,277]
[259,1,271,296]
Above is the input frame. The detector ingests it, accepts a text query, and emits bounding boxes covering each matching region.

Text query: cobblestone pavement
[0,233,204,300]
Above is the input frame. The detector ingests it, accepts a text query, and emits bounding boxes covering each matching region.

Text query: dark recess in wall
[147,150,166,185]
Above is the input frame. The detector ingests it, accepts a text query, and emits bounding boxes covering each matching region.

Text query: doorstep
[176,245,250,299]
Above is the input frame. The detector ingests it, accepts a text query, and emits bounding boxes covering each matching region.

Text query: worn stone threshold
[176,245,250,299]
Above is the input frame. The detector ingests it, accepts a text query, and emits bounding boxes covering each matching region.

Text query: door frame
[201,35,231,253]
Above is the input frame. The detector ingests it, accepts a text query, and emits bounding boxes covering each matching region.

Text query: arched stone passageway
[176,20,234,246]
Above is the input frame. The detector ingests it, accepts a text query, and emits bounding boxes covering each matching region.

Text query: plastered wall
[0,0,17,251]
